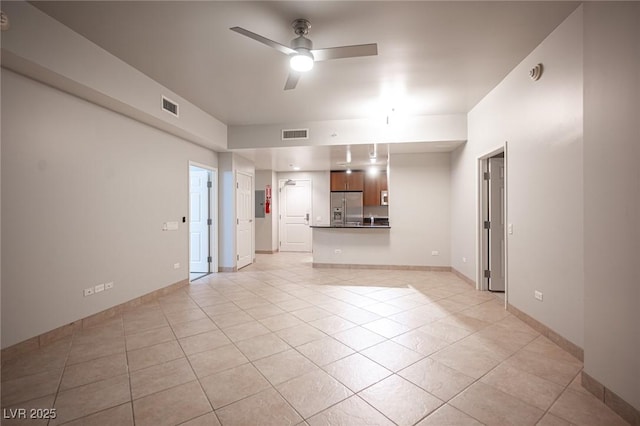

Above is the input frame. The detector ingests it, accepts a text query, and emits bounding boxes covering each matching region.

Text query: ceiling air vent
[282,128,309,140]
[162,96,179,117]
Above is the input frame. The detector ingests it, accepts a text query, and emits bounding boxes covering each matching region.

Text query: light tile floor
[1,253,630,425]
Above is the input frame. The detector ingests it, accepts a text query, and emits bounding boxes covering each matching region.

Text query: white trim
[503,142,509,308]
[188,161,218,277]
[278,178,313,252]
[476,144,508,307]
[236,171,254,269]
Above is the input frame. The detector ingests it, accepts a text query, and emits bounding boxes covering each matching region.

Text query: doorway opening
[478,146,507,301]
[189,163,217,282]
[278,178,312,252]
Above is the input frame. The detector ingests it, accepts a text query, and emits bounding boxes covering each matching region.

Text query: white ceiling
[31,1,579,170]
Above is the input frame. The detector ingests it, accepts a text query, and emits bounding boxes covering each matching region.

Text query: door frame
[236,171,254,269]
[476,143,508,307]
[278,178,313,252]
[188,161,218,279]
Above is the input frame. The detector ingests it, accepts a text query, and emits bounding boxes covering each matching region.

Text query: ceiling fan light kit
[290,51,314,72]
[230,18,378,90]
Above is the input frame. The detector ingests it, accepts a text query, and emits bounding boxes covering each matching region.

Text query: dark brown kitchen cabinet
[330,171,364,191]
[364,170,388,206]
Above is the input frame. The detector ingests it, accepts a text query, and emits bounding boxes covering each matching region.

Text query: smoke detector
[529,63,543,81]
[1,11,9,31]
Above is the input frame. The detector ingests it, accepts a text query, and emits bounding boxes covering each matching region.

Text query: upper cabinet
[330,171,364,191]
[364,170,388,206]
[331,170,388,206]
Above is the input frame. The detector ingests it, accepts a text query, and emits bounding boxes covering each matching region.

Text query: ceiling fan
[230,19,378,90]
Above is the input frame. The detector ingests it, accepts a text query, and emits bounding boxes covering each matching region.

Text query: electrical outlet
[462,257,467,263]
[83,288,94,297]
[534,290,543,301]
[334,249,342,254]
[105,282,114,290]
[431,251,440,256]
[95,283,105,293]
[173,263,180,269]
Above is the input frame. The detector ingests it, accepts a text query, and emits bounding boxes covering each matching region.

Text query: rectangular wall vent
[162,96,179,117]
[282,128,309,140]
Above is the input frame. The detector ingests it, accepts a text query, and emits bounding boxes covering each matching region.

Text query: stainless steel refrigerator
[331,192,363,226]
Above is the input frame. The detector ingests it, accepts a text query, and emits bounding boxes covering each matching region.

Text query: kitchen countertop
[311,224,391,229]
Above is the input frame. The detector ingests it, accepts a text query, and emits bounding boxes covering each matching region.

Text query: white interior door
[488,157,505,291]
[279,179,312,252]
[236,172,253,269]
[189,168,209,273]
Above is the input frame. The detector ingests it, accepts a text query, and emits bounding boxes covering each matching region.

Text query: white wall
[217,153,256,269]
[583,2,640,410]
[2,2,227,153]
[217,153,236,270]
[450,8,584,347]
[1,70,219,348]
[229,115,466,149]
[314,153,451,267]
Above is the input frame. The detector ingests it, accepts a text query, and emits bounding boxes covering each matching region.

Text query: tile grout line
[537,369,586,425]
[9,255,598,426]
[48,322,84,426]
[124,314,136,426]
[440,324,571,425]
[195,275,312,424]
[195,272,382,422]
[161,288,219,426]
[51,315,130,425]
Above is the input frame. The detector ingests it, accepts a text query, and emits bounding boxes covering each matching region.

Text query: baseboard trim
[506,303,584,362]
[256,250,278,254]
[218,266,237,272]
[312,262,451,272]
[451,267,476,288]
[582,371,640,425]
[1,278,189,363]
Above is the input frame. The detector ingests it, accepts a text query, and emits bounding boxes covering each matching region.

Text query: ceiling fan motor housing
[292,18,311,35]
[291,35,313,52]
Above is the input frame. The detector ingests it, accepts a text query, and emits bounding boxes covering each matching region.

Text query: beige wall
[1,70,218,348]
[451,7,584,346]
[313,152,451,267]
[583,2,640,410]
[255,170,278,252]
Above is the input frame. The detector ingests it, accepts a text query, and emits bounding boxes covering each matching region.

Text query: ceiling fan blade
[284,72,301,90]
[230,26,296,56]
[311,43,378,62]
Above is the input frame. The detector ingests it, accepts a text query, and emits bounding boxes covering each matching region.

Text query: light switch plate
[165,221,179,231]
